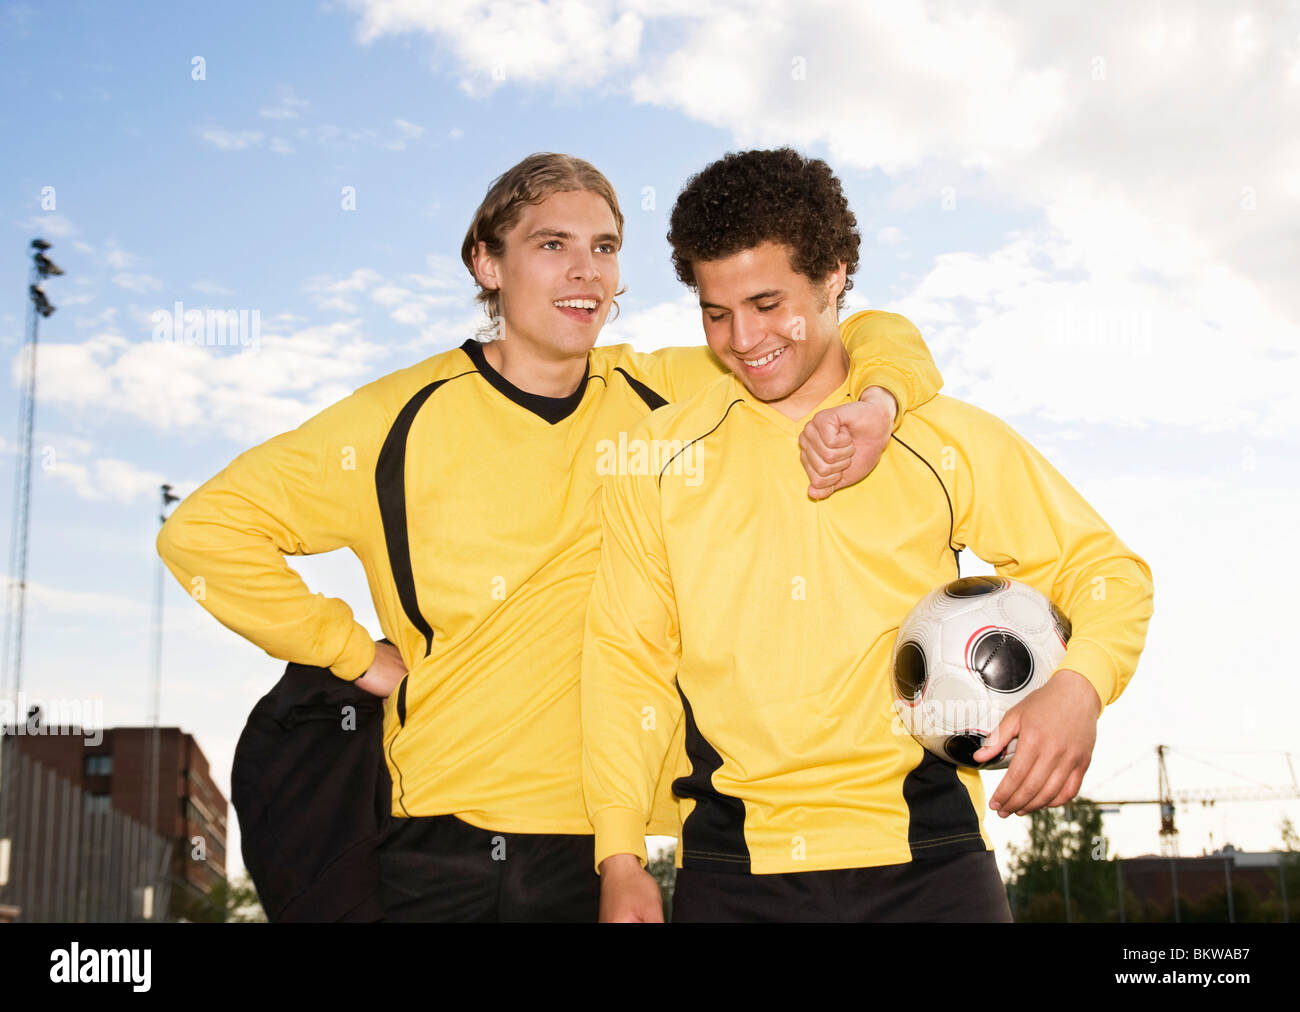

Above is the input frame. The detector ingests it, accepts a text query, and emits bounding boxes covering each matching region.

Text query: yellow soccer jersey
[583,373,1154,873]
[157,312,940,834]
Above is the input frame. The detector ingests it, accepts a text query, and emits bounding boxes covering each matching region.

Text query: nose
[730,309,764,355]
[569,247,599,283]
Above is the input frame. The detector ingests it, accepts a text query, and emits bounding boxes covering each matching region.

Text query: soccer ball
[891,576,1071,770]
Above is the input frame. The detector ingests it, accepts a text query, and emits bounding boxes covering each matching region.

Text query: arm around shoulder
[840,310,943,426]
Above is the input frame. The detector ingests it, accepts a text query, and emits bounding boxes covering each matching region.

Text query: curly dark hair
[667,148,860,310]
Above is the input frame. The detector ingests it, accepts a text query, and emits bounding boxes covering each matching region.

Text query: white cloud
[306,268,383,296]
[45,453,169,505]
[73,306,118,329]
[401,254,465,291]
[259,92,310,120]
[200,129,265,151]
[362,278,463,325]
[597,292,704,352]
[339,0,1300,442]
[385,118,427,151]
[20,214,77,238]
[875,227,905,246]
[29,321,390,445]
[19,581,143,620]
[304,267,384,313]
[889,226,1300,438]
[343,0,644,95]
[269,137,295,154]
[192,280,235,296]
[111,272,164,293]
[103,244,137,270]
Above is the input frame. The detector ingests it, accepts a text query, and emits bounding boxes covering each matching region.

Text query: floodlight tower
[0,239,63,889]
[2,239,61,705]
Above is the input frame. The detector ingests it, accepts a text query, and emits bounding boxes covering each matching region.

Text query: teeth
[554,299,598,310]
[743,346,785,368]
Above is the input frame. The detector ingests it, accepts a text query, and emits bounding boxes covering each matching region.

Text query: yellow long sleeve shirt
[157,312,940,834]
[582,373,1154,872]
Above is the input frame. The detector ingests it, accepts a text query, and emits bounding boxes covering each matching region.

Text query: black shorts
[377,813,600,922]
[671,849,1012,923]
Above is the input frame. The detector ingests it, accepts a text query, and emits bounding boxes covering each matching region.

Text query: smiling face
[471,188,621,362]
[695,240,849,418]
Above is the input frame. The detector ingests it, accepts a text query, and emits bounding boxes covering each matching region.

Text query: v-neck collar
[460,339,591,425]
[728,372,855,435]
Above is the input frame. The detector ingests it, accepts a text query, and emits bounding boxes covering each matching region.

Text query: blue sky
[2,0,1298,881]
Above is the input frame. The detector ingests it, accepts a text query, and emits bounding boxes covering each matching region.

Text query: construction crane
[1091,744,1300,856]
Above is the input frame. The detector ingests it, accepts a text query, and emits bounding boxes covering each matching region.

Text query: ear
[471,240,501,292]
[825,261,847,307]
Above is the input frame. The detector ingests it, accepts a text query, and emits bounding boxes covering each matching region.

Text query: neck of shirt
[728,371,854,435]
[460,338,591,425]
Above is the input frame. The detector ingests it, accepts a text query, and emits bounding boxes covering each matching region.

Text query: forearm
[1044,555,1153,707]
[582,468,683,869]
[157,494,376,679]
[582,637,682,868]
[841,310,942,424]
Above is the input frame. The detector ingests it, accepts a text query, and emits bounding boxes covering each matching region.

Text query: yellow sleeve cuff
[852,364,909,432]
[330,622,377,682]
[1057,638,1120,710]
[592,806,651,873]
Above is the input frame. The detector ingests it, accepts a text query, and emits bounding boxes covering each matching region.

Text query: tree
[176,871,267,923]
[1278,816,1299,923]
[647,845,677,921]
[1006,798,1122,922]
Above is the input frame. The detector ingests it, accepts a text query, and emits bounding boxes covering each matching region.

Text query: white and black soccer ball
[891,576,1071,770]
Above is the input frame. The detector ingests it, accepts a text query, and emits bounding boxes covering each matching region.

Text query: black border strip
[375,374,473,657]
[459,338,591,424]
[657,399,744,486]
[890,433,961,576]
[613,366,669,411]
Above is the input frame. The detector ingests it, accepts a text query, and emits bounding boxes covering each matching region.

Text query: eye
[705,312,727,323]
[596,242,618,254]
[542,239,563,250]
[756,302,779,313]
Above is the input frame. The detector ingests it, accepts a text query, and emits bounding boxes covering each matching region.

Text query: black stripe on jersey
[657,399,744,487]
[891,434,961,576]
[612,367,669,411]
[901,750,987,860]
[672,686,751,873]
[459,338,592,424]
[375,374,473,658]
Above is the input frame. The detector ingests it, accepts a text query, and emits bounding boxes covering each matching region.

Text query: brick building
[1,724,228,920]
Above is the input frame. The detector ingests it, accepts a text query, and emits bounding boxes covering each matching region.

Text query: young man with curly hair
[156,152,944,921]
[583,148,1154,922]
